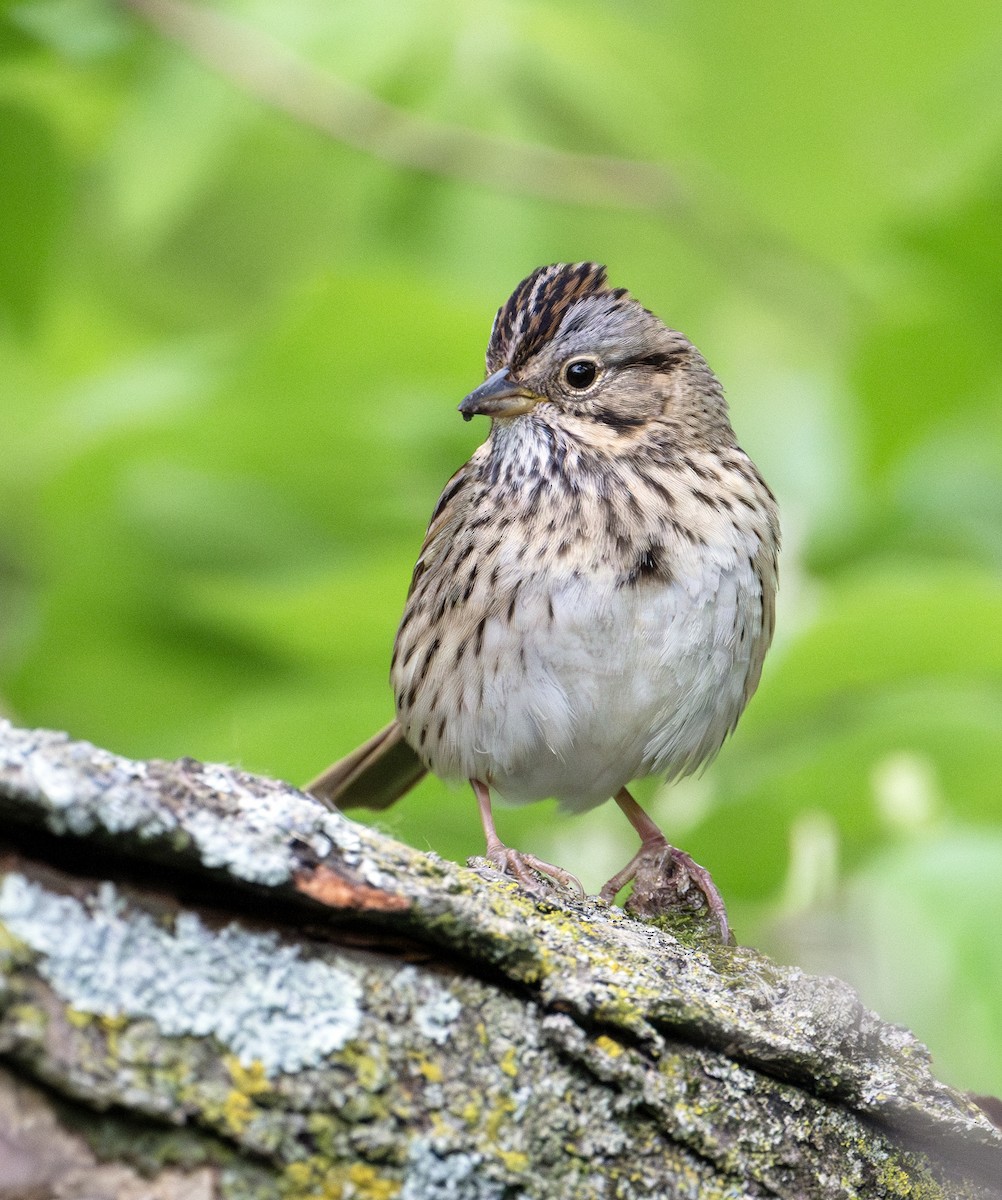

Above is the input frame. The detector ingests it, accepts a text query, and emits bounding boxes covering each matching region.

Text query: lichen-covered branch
[0,720,999,1199]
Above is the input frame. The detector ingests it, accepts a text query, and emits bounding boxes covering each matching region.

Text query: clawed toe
[520,852,586,897]
[484,845,585,898]
[601,837,730,941]
[471,777,585,899]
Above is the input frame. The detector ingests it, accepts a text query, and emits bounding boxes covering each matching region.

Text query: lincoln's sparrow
[309,263,779,938]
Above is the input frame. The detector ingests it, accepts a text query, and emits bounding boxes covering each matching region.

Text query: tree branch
[0,720,999,1197]
[120,0,686,214]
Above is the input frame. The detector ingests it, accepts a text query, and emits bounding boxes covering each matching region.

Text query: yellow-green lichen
[7,1002,47,1039]
[341,1090,392,1125]
[280,1157,404,1200]
[874,1156,942,1199]
[341,1042,389,1093]
[99,1011,129,1060]
[484,1094,517,1141]
[458,1099,481,1126]
[0,919,32,963]
[417,1058,443,1083]
[347,1163,401,1199]
[497,1149,528,1173]
[224,1055,271,1097]
[221,1088,258,1136]
[185,1079,261,1140]
[281,1157,343,1199]
[499,1046,518,1078]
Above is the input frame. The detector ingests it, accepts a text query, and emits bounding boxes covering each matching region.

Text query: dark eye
[564,359,598,389]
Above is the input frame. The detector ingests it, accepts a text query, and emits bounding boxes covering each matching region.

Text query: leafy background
[1,0,1000,1093]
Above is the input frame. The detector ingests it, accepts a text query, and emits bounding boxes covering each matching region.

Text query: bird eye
[564,359,598,389]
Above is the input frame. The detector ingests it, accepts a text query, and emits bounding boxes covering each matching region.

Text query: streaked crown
[486,262,632,373]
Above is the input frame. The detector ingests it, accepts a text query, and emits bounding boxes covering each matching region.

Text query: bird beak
[458,368,543,422]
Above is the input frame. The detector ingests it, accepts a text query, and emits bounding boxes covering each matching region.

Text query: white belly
[399,543,764,812]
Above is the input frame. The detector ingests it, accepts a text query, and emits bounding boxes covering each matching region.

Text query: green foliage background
[2,0,1000,1093]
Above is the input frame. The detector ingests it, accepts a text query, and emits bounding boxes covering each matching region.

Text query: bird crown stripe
[486,262,620,372]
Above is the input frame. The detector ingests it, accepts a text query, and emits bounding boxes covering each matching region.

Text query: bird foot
[479,844,585,899]
[599,836,730,942]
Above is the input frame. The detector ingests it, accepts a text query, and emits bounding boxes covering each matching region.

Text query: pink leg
[472,779,584,896]
[599,788,730,940]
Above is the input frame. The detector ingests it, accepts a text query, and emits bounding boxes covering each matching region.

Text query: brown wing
[306,720,427,811]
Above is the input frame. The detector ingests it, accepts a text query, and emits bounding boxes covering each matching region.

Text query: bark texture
[0,719,999,1199]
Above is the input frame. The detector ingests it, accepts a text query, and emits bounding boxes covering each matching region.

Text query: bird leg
[472,778,584,897]
[599,788,730,940]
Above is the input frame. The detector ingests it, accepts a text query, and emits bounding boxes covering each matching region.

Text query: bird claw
[600,837,730,942]
[481,845,585,899]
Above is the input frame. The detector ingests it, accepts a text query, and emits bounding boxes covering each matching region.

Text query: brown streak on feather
[487,262,619,372]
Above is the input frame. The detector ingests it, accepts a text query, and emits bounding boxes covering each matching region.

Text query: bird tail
[306,721,427,811]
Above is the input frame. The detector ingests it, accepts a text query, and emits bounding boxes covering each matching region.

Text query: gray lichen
[405,970,463,1045]
[0,874,362,1074]
[0,719,375,888]
[1,720,1000,1199]
[400,1143,506,1200]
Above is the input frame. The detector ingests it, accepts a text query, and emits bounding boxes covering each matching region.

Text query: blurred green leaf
[0,101,70,331]
[102,53,246,246]
[745,568,1002,719]
[889,412,1002,568]
[853,166,1002,475]
[672,568,1002,908]
[762,831,1002,1094]
[0,12,36,58]
[118,462,338,573]
[6,0,131,59]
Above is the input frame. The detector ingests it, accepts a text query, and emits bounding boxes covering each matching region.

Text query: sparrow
[309,262,779,939]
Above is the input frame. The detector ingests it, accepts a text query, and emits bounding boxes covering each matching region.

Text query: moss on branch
[0,720,999,1198]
